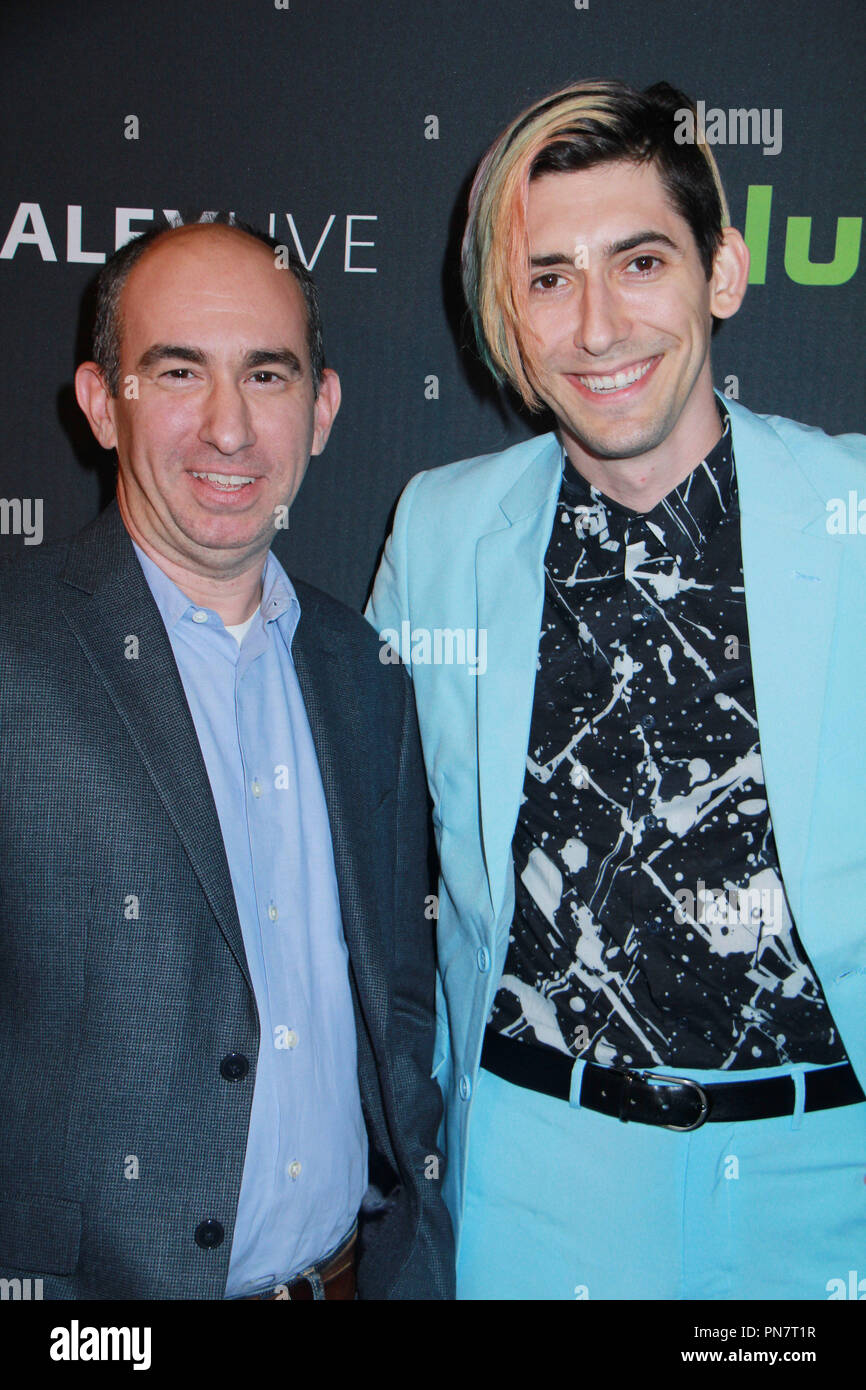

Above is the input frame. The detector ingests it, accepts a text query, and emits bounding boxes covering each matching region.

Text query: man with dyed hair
[368,79,866,1299]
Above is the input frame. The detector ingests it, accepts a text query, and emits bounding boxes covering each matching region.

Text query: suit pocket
[0,1190,81,1275]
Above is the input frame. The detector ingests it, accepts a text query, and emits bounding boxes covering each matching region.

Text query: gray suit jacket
[0,502,454,1299]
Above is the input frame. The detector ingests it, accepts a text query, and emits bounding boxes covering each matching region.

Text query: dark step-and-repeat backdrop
[1,0,862,608]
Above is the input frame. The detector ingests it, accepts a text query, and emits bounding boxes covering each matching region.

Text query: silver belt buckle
[636,1071,711,1130]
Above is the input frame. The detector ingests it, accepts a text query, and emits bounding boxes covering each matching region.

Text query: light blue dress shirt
[133,543,367,1296]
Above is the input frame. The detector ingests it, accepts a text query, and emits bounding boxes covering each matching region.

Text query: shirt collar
[558,403,735,558]
[132,542,301,643]
[259,550,300,642]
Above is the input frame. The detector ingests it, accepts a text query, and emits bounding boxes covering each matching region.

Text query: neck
[144,545,265,625]
[563,390,723,513]
[119,504,267,625]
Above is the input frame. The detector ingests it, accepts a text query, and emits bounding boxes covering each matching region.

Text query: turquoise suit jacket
[367,395,866,1238]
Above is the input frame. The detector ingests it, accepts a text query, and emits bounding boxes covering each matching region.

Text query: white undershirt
[224,612,258,646]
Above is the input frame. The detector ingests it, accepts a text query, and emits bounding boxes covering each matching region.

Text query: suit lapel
[290,606,388,1043]
[475,436,562,914]
[58,503,250,983]
[728,398,842,924]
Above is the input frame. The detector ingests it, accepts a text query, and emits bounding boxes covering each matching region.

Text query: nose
[575,273,631,358]
[198,377,256,455]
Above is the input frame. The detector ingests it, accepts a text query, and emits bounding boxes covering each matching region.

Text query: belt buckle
[623,1070,710,1131]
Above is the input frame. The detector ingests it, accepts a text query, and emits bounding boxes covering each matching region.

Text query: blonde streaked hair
[461,79,730,407]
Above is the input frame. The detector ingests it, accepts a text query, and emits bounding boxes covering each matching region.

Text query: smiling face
[77,224,339,580]
[523,159,744,486]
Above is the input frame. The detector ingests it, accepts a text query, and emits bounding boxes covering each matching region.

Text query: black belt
[481,1027,864,1131]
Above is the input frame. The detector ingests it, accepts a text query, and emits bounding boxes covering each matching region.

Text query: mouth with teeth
[569,355,660,397]
[190,471,258,493]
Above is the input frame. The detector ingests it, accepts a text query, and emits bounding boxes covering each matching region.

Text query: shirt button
[192,610,208,624]
[267,904,279,922]
[285,1029,299,1049]
[476,947,490,973]
[459,1074,472,1101]
[640,714,656,731]
[251,779,262,798]
[287,1161,302,1180]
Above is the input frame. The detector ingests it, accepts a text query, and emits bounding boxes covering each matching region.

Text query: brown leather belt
[241,1226,357,1301]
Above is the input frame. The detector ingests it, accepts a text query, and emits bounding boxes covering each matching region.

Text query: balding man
[0,220,453,1300]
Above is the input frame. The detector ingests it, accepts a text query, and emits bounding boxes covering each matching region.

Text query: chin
[181,516,266,552]
[568,420,669,462]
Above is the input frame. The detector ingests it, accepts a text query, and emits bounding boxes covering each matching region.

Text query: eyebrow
[136,344,304,375]
[529,231,681,268]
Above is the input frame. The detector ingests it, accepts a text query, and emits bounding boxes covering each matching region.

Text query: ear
[310,367,342,456]
[709,227,750,320]
[74,362,118,449]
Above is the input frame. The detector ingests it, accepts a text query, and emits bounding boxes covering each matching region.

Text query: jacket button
[476,947,490,973]
[194,1219,224,1249]
[220,1052,249,1081]
[459,1074,472,1101]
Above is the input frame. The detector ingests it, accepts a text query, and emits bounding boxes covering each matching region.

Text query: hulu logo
[744,185,861,285]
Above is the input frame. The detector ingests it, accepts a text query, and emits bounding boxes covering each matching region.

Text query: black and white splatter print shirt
[489,408,846,1070]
